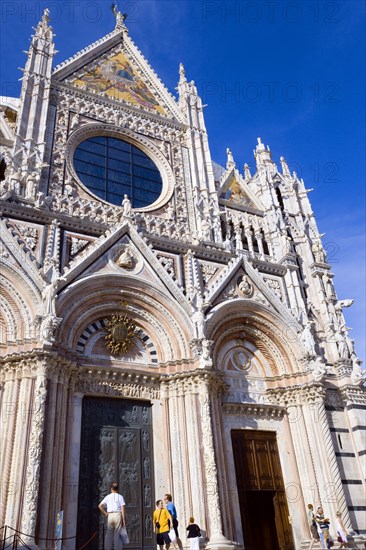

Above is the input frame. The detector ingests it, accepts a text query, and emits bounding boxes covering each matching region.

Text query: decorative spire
[179,63,187,84]
[35,8,53,39]
[226,148,235,169]
[256,137,265,151]
[280,156,290,177]
[244,163,251,181]
[42,8,50,24]
[253,136,272,168]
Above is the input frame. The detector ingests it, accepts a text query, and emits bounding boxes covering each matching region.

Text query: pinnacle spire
[226,148,235,169]
[179,63,187,84]
[34,8,53,40]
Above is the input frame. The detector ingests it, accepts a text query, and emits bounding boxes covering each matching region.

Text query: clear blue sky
[1,0,365,361]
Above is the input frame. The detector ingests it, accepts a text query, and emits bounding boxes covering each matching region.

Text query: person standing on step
[98,482,126,550]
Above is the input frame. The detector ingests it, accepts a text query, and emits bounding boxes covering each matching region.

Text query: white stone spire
[254,137,272,168]
[226,148,235,169]
[9,8,55,195]
[280,156,290,177]
[244,162,251,181]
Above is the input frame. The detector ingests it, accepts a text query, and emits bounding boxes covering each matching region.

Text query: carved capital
[267,383,326,407]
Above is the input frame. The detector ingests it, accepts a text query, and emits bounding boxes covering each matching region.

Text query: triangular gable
[0,218,44,294]
[218,168,264,211]
[59,222,190,312]
[68,48,167,116]
[205,255,302,331]
[53,28,183,121]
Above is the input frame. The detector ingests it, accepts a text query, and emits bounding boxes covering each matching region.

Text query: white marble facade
[0,8,365,550]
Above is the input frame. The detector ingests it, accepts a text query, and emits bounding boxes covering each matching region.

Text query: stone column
[283,391,320,506]
[233,223,242,251]
[21,361,48,543]
[198,378,236,550]
[210,389,235,540]
[0,364,20,527]
[255,232,264,257]
[38,363,72,544]
[244,228,254,254]
[167,380,190,523]
[62,390,83,550]
[184,387,206,526]
[302,387,352,531]
[5,361,36,530]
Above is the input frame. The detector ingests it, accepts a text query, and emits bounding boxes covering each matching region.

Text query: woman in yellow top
[153,499,172,550]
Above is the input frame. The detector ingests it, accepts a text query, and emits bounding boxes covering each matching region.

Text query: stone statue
[312,239,326,263]
[166,203,175,221]
[200,339,213,369]
[192,302,205,339]
[301,320,316,356]
[224,235,232,252]
[40,314,60,345]
[335,299,354,311]
[201,338,212,360]
[238,275,253,298]
[226,148,234,166]
[200,218,211,241]
[310,356,327,381]
[42,278,60,316]
[25,172,37,199]
[350,354,365,384]
[122,194,132,217]
[10,171,23,195]
[35,192,53,210]
[334,332,349,360]
[116,248,135,269]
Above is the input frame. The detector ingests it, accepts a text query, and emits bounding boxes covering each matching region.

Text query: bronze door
[231,430,295,550]
[77,397,154,550]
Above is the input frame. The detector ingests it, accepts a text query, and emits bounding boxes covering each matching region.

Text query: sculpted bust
[116,247,135,269]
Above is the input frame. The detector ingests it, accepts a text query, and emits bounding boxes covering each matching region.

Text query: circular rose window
[73,136,163,208]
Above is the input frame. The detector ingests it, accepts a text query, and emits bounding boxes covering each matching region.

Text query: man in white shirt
[98,482,126,550]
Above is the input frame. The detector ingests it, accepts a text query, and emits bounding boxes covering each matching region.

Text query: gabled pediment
[217,167,265,211]
[205,255,302,331]
[59,222,190,312]
[53,28,183,121]
[0,218,44,294]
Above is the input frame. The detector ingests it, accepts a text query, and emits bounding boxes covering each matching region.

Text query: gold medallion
[105,312,137,355]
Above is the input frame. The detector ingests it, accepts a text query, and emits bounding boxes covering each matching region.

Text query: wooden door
[231,430,295,550]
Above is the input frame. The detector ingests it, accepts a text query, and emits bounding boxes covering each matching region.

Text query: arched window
[74,136,163,208]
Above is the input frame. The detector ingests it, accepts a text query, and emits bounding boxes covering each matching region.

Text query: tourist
[98,482,126,550]
[153,499,172,550]
[335,511,349,548]
[315,506,331,549]
[307,503,320,549]
[164,494,179,537]
[186,517,201,550]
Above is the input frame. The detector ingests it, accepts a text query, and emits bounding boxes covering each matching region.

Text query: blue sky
[1,0,365,361]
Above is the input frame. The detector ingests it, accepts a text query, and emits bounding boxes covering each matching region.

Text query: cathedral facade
[0,9,365,550]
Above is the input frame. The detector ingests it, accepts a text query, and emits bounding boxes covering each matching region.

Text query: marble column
[198,378,236,550]
[0,365,20,527]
